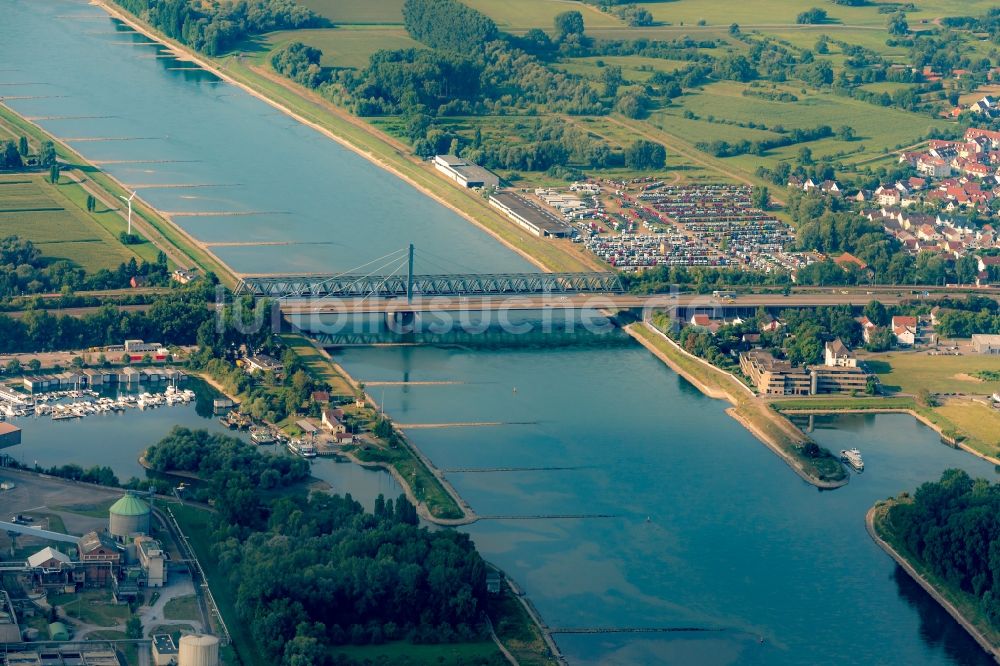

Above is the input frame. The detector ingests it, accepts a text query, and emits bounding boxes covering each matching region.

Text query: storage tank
[178,634,220,666]
[108,492,151,539]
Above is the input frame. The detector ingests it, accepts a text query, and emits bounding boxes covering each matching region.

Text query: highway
[276,291,949,315]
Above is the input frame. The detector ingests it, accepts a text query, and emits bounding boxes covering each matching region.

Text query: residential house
[824,339,857,368]
[857,316,878,344]
[321,407,346,433]
[243,354,283,375]
[917,156,951,178]
[891,316,918,346]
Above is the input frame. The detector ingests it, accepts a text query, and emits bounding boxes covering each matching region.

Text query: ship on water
[840,448,864,471]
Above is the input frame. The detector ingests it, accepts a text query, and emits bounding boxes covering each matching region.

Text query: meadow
[631,0,999,27]
[863,351,1000,395]
[934,398,1000,457]
[297,0,404,24]
[461,0,621,31]
[554,55,689,82]
[0,174,143,272]
[266,27,423,69]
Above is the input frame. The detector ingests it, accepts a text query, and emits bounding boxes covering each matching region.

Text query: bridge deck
[235,272,625,298]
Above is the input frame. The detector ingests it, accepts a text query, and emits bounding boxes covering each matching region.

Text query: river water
[2,1,998,664]
[2,380,399,510]
[0,0,534,276]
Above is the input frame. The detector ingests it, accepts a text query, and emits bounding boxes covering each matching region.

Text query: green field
[555,55,688,83]
[631,0,998,27]
[0,173,145,272]
[299,0,404,24]
[50,590,130,627]
[163,595,200,621]
[934,399,1000,457]
[266,27,424,69]
[462,0,621,31]
[645,80,949,172]
[862,351,1000,395]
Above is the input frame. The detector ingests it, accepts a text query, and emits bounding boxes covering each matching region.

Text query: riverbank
[867,503,1000,663]
[0,102,236,289]
[625,321,848,488]
[90,0,602,276]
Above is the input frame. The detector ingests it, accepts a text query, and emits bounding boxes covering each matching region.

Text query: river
[1,1,998,664]
[0,0,534,276]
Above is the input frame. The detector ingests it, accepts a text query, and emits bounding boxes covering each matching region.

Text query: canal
[1,1,998,664]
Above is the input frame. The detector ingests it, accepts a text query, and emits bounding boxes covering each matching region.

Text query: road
[277,291,975,315]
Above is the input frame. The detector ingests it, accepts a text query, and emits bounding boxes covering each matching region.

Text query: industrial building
[489,191,573,238]
[1,648,122,665]
[108,492,151,540]
[178,634,220,666]
[135,536,167,588]
[433,155,500,188]
[972,334,1000,354]
[152,634,179,665]
[0,422,21,449]
[0,590,20,644]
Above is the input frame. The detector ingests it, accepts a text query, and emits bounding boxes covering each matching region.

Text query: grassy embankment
[870,500,1000,654]
[170,501,538,666]
[627,321,847,485]
[0,103,237,289]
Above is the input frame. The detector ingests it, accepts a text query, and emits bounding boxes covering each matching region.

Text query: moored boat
[840,448,864,471]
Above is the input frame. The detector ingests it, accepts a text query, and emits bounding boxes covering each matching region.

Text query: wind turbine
[118,190,137,235]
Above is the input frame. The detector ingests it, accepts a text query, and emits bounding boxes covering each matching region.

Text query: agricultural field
[554,55,689,83]
[646,80,950,173]
[629,0,988,27]
[231,0,992,192]
[461,0,621,32]
[0,174,145,272]
[266,27,423,70]
[297,0,404,24]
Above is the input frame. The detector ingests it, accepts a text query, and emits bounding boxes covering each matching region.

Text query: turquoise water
[0,0,534,276]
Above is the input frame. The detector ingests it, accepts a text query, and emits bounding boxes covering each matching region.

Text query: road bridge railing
[234,272,626,299]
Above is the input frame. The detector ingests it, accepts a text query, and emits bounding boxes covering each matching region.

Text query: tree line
[0,280,215,353]
[884,469,1000,632]
[0,236,172,300]
[0,138,56,170]
[111,0,322,55]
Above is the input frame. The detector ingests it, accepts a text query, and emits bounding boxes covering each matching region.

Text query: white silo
[178,633,220,666]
